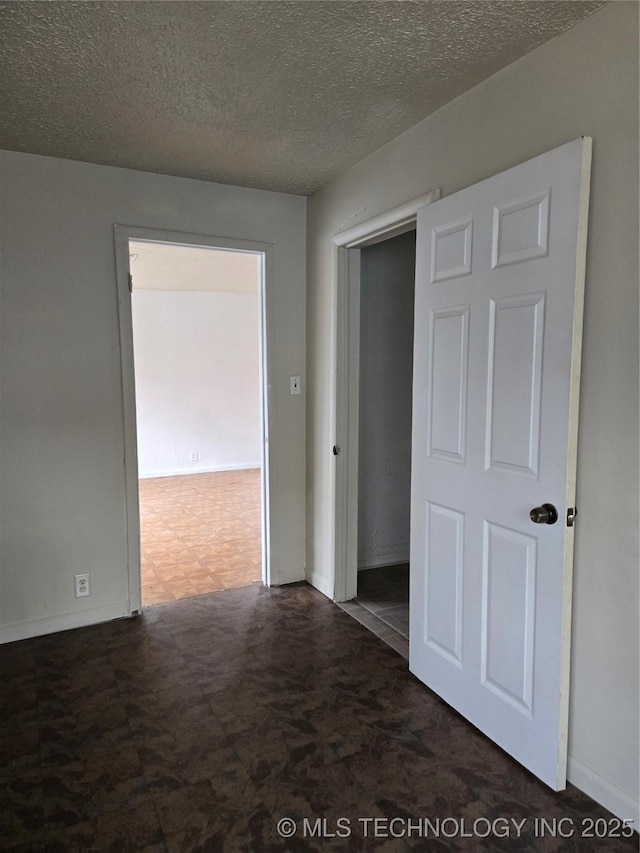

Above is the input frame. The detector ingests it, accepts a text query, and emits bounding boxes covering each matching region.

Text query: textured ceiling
[0,1,605,195]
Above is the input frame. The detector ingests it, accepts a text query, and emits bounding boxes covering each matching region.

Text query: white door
[409,138,592,790]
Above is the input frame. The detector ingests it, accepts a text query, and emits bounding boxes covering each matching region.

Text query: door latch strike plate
[567,507,577,527]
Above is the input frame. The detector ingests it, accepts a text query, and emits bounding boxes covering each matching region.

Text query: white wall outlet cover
[290,376,301,395]
[74,573,91,598]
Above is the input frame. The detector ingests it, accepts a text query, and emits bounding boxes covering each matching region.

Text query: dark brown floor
[1,583,635,852]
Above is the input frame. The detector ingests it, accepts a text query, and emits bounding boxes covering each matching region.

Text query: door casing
[114,225,275,614]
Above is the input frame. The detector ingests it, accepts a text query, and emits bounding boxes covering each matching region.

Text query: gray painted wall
[358,231,415,570]
[306,2,638,819]
[0,152,306,639]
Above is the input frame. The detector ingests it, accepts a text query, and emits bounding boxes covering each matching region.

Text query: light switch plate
[290,376,301,395]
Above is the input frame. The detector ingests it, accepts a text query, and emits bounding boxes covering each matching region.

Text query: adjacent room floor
[2,582,633,851]
[139,469,262,605]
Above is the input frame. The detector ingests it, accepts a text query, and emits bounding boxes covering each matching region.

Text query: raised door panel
[424,501,464,666]
[430,217,473,283]
[492,188,550,268]
[481,521,536,717]
[485,294,545,478]
[427,306,470,463]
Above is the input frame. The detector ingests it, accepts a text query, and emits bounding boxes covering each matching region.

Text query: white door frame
[332,190,439,602]
[114,225,275,613]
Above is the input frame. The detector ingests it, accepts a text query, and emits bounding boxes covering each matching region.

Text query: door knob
[530,503,558,525]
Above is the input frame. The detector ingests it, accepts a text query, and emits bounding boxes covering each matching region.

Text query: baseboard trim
[0,600,132,644]
[358,552,409,570]
[568,755,639,831]
[273,566,306,587]
[139,462,261,479]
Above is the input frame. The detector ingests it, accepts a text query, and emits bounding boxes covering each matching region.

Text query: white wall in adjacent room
[130,242,262,478]
[132,290,261,478]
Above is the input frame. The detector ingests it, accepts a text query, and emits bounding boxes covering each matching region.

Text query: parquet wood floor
[139,469,262,605]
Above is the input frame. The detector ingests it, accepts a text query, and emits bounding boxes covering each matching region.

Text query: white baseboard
[568,755,639,831]
[273,565,306,587]
[0,600,132,644]
[139,462,261,479]
[358,551,409,570]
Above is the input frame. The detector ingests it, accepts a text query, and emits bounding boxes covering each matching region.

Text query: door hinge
[332,445,341,456]
[566,507,577,527]
[128,273,133,293]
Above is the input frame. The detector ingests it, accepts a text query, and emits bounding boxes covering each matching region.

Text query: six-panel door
[409,138,592,790]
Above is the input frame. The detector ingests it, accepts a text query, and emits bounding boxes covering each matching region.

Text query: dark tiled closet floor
[338,565,410,659]
[1,582,634,851]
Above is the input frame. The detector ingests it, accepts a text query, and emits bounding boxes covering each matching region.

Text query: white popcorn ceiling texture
[0,1,604,195]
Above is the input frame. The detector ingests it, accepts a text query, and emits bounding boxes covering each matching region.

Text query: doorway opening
[115,227,273,613]
[335,231,416,657]
[333,188,440,648]
[129,240,264,605]
[332,191,439,610]
[350,230,416,653]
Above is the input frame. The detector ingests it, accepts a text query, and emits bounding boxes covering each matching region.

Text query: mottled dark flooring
[1,582,635,852]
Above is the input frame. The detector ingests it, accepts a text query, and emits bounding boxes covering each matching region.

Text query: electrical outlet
[190,451,199,462]
[74,573,90,598]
